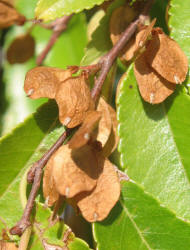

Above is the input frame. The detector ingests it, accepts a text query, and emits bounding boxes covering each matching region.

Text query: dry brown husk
[110,5,137,61]
[24,66,73,99]
[122,37,137,61]
[55,75,95,128]
[43,156,59,206]
[135,18,156,50]
[134,53,175,104]
[68,111,102,149]
[122,18,156,62]
[144,28,188,84]
[73,158,120,222]
[51,144,103,198]
[6,34,35,64]
[69,97,119,155]
[110,5,137,45]
[102,105,119,157]
[97,98,119,156]
[110,7,156,62]
[0,2,25,28]
[96,97,112,147]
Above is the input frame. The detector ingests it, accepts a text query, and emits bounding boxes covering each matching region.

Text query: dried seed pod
[55,76,94,128]
[52,145,103,198]
[121,18,156,62]
[68,111,102,149]
[96,97,112,147]
[134,53,175,104]
[6,34,35,64]
[110,5,137,61]
[24,66,72,99]
[144,28,188,84]
[135,18,156,50]
[110,5,137,45]
[43,156,59,206]
[74,158,120,222]
[122,37,136,61]
[0,2,25,29]
[102,105,119,157]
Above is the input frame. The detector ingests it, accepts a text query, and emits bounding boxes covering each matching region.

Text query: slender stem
[10,167,42,236]
[36,15,73,66]
[27,129,71,183]
[10,129,72,235]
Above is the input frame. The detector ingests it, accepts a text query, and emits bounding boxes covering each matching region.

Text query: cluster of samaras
[110,5,188,104]
[24,67,120,222]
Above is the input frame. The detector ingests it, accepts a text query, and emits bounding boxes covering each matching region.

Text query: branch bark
[36,14,73,66]
[10,129,72,236]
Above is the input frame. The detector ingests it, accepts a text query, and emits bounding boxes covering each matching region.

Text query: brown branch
[36,14,73,66]
[27,129,72,183]
[10,0,154,236]
[91,0,154,101]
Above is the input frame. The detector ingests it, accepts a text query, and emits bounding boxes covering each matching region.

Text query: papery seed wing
[24,67,71,99]
[134,53,175,104]
[7,34,35,64]
[96,97,112,147]
[145,28,188,84]
[68,111,102,149]
[52,145,102,198]
[102,105,119,157]
[75,158,120,222]
[56,76,94,128]
[0,2,23,28]
[43,156,59,206]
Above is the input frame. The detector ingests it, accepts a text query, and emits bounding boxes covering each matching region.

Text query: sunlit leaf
[35,0,109,21]
[117,65,190,221]
[0,101,61,238]
[94,181,190,250]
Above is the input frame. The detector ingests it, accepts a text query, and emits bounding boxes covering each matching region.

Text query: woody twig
[36,14,73,66]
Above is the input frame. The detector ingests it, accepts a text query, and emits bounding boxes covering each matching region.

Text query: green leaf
[31,202,90,249]
[117,65,190,222]
[16,0,38,18]
[168,0,190,90]
[81,0,125,65]
[35,0,109,21]
[94,181,190,250]
[0,101,62,237]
